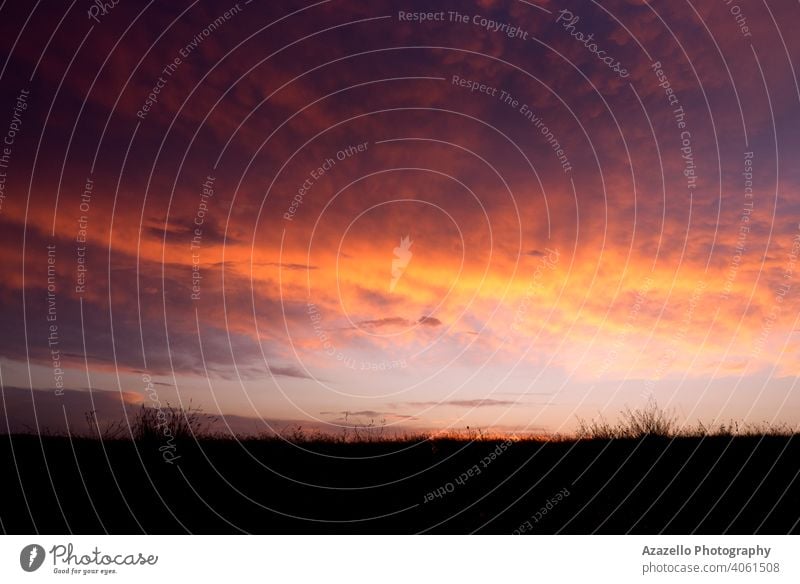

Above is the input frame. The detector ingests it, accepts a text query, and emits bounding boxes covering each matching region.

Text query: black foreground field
[1,433,798,534]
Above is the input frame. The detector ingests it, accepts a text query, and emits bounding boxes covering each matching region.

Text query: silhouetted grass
[76,400,798,444]
[2,401,799,533]
[575,399,797,440]
[85,403,220,442]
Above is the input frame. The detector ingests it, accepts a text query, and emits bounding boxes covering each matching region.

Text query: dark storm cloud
[356,316,443,329]
[319,410,419,422]
[405,399,519,408]
[262,262,319,271]
[267,364,314,380]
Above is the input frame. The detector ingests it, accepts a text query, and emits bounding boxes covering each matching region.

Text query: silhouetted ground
[1,433,798,534]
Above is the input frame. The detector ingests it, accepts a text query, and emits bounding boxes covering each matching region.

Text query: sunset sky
[1,0,800,436]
